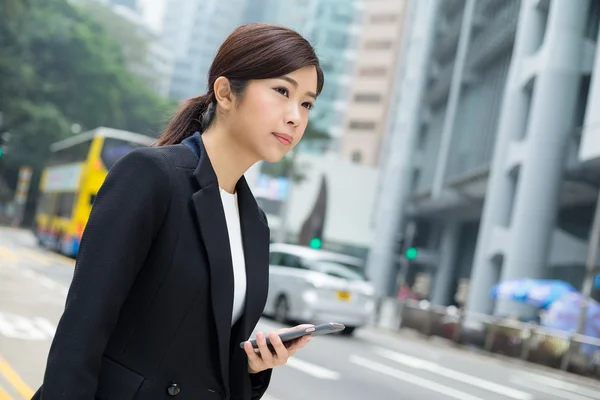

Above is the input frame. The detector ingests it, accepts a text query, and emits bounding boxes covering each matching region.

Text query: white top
[219,187,247,326]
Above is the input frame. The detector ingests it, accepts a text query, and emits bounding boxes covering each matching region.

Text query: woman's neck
[201,126,256,194]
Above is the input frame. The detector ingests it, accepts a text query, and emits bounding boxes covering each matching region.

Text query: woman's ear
[214,77,234,111]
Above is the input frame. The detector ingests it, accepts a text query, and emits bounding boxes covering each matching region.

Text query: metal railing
[386,299,600,380]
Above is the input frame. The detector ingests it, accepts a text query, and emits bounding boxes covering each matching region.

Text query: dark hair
[155,24,324,146]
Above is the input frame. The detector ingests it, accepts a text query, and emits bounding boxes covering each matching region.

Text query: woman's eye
[303,102,314,110]
[275,87,289,97]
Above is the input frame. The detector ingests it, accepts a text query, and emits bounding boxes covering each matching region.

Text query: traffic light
[309,237,322,249]
[0,147,3,158]
[405,247,418,260]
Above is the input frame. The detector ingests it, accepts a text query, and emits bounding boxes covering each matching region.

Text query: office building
[368,0,600,316]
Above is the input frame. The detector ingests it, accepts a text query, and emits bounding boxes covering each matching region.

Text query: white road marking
[515,372,600,399]
[285,357,341,380]
[261,395,281,400]
[374,347,533,400]
[21,270,35,279]
[511,377,593,400]
[33,317,57,338]
[0,312,55,341]
[350,355,485,400]
[37,276,57,289]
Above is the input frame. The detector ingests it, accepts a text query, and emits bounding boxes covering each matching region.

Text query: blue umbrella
[491,279,577,309]
[541,292,600,355]
[541,292,600,337]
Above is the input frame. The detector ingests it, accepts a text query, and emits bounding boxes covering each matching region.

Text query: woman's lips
[272,132,293,146]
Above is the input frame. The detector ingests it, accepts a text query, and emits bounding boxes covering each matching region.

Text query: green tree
[0,0,175,224]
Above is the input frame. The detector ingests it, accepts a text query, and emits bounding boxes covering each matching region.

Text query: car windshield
[310,260,367,281]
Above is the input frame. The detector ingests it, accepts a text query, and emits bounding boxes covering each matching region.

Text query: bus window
[37,193,57,215]
[101,138,144,170]
[56,193,76,219]
[49,140,92,166]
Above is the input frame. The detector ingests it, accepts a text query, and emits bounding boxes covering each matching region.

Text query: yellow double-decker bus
[35,127,154,257]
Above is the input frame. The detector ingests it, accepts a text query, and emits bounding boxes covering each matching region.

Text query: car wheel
[274,295,289,324]
[341,326,356,336]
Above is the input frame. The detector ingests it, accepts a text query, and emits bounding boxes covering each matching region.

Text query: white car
[263,243,376,335]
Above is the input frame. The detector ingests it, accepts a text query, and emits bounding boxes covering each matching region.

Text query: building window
[417,125,428,151]
[354,93,382,103]
[365,40,393,50]
[410,169,421,192]
[370,14,398,24]
[351,151,363,163]
[349,120,377,130]
[359,66,387,77]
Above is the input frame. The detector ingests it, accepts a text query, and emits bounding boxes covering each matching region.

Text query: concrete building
[274,0,361,150]
[338,0,409,167]
[110,5,174,98]
[162,0,247,100]
[74,0,174,98]
[367,0,600,316]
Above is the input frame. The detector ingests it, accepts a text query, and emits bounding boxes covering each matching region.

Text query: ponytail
[154,91,217,146]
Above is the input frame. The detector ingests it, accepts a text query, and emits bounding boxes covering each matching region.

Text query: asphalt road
[1,227,600,400]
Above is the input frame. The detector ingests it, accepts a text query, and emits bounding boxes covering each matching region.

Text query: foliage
[0,0,175,224]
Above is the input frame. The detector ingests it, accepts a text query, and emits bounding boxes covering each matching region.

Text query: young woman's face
[229,66,319,163]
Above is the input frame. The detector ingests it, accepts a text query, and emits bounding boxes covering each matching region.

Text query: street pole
[560,188,600,371]
[12,166,33,228]
[396,221,417,290]
[577,190,600,335]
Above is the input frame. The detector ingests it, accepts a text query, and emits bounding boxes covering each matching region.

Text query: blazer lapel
[184,133,272,393]
[185,133,234,392]
[236,177,271,338]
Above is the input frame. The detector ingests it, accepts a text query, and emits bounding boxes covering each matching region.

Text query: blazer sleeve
[38,148,172,399]
[250,369,272,399]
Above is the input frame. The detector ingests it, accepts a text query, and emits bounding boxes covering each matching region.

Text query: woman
[33,23,324,400]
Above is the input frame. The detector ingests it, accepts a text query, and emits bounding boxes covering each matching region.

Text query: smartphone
[240,322,346,349]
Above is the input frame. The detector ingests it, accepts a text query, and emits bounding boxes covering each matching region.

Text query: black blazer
[32,132,272,400]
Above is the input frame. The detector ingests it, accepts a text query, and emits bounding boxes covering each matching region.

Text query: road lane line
[0,385,13,400]
[0,355,34,399]
[516,372,600,399]
[19,248,52,267]
[373,347,533,400]
[350,355,485,400]
[0,247,17,264]
[511,377,592,400]
[285,357,340,380]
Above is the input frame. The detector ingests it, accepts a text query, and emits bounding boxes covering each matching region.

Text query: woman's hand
[244,324,314,374]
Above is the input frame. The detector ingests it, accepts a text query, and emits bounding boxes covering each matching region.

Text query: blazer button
[167,383,181,396]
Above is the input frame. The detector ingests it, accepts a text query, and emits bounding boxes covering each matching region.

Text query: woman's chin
[260,149,288,163]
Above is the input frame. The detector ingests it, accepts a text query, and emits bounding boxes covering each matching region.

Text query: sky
[138,0,166,32]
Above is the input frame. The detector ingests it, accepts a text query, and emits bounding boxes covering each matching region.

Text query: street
[1,228,600,400]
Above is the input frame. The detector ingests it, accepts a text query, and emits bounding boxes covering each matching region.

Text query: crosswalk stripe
[373,347,533,400]
[285,357,340,380]
[350,355,485,400]
[512,377,592,400]
[0,385,13,400]
[518,371,600,399]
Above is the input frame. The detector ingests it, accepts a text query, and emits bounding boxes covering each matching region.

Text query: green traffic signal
[309,237,322,249]
[0,147,3,158]
[405,247,418,260]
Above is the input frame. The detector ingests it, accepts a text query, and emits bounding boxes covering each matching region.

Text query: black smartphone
[240,322,345,349]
